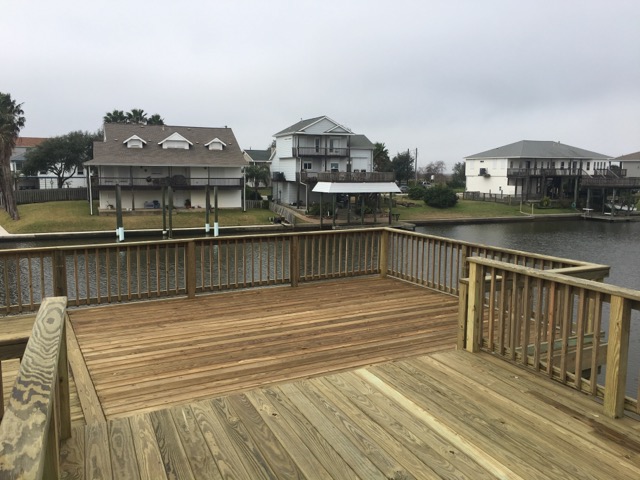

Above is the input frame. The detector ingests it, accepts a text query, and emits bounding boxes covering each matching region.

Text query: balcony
[93,175,243,189]
[293,146,349,157]
[298,171,396,183]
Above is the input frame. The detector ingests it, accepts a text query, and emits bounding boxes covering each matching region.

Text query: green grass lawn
[0,199,578,234]
[0,201,274,234]
[392,199,576,220]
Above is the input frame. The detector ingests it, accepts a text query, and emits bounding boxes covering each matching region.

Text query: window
[330,162,339,172]
[314,138,320,153]
[303,162,312,170]
[329,139,335,153]
[587,162,590,170]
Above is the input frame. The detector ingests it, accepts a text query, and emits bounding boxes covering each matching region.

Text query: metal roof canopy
[312,182,401,194]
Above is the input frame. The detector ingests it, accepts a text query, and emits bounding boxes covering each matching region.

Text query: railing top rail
[0,296,68,478]
[386,228,599,268]
[466,256,640,303]
[0,226,605,271]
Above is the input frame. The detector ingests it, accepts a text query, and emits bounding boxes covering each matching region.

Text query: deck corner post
[465,261,484,353]
[53,250,67,298]
[290,235,299,287]
[379,229,389,277]
[603,294,631,418]
[186,240,197,299]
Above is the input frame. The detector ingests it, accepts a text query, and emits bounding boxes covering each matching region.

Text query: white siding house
[85,124,247,211]
[271,116,394,206]
[465,140,611,200]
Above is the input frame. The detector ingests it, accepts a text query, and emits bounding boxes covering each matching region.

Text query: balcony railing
[93,176,243,189]
[293,147,349,157]
[581,176,640,187]
[298,171,396,183]
[507,168,583,177]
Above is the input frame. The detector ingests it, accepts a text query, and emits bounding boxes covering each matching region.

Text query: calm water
[417,220,640,290]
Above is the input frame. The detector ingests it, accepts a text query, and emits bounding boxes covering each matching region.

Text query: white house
[85,124,247,211]
[616,151,640,178]
[270,116,396,206]
[465,140,612,200]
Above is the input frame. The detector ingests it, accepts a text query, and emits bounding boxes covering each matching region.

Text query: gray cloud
[4,0,639,169]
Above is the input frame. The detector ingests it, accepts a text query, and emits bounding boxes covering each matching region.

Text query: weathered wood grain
[0,297,68,479]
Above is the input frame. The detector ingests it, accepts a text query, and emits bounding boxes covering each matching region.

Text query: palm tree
[126,108,147,125]
[0,92,25,220]
[147,113,165,125]
[103,109,127,124]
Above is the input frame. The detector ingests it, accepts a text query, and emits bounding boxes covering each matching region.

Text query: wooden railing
[460,257,639,418]
[383,229,607,296]
[0,297,70,478]
[0,229,606,315]
[298,171,396,183]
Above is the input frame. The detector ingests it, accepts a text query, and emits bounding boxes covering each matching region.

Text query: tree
[424,184,458,208]
[0,92,25,220]
[448,161,466,188]
[244,164,270,195]
[103,109,126,123]
[147,113,165,125]
[103,108,164,125]
[373,142,392,172]
[23,131,98,188]
[126,108,147,125]
[391,150,414,183]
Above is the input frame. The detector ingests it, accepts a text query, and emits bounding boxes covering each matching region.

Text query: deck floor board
[57,276,640,478]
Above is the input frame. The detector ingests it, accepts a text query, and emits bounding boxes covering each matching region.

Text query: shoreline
[0,213,588,243]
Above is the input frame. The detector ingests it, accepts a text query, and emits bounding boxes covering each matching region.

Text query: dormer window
[158,132,193,150]
[204,138,226,151]
[123,135,147,149]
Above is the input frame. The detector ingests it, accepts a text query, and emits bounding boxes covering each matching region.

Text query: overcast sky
[4,0,639,169]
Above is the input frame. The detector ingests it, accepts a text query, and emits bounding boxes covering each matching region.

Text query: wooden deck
[59,349,640,479]
[67,276,460,421]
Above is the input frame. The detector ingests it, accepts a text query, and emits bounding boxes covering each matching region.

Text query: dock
[0,227,638,478]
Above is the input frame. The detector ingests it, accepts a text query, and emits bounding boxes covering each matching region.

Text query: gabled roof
[158,132,193,146]
[204,138,226,147]
[350,134,374,149]
[244,149,272,161]
[465,140,611,160]
[86,124,246,167]
[614,151,640,161]
[122,135,147,145]
[274,116,354,137]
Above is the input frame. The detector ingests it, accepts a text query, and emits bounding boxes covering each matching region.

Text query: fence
[7,188,88,205]
[463,191,528,203]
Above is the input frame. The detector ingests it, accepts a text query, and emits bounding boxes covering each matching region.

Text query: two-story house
[270,116,396,206]
[85,123,247,211]
[465,140,612,201]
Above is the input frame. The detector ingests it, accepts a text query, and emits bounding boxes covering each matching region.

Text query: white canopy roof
[312,182,401,194]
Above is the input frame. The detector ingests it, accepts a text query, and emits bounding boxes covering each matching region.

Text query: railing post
[290,235,299,287]
[603,295,631,418]
[457,278,469,350]
[379,229,389,277]
[465,261,484,352]
[186,241,197,299]
[58,318,71,440]
[53,250,67,297]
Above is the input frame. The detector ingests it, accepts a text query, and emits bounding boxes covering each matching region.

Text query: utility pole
[415,148,418,183]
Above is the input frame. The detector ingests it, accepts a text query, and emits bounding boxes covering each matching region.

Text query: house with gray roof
[615,151,640,178]
[270,116,396,206]
[465,140,612,200]
[86,124,247,211]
